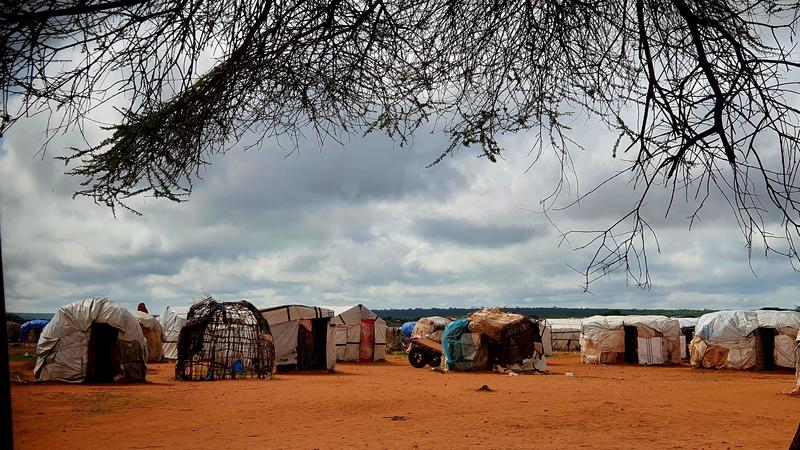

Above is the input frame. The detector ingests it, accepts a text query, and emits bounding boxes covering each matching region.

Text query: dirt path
[11,353,799,449]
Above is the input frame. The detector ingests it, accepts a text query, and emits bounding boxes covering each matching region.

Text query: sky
[1,100,798,314]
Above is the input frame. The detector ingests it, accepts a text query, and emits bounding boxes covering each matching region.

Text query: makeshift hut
[676,317,698,361]
[159,305,189,360]
[548,318,582,352]
[690,310,800,370]
[441,308,547,372]
[580,316,681,365]
[7,321,21,342]
[260,305,336,371]
[320,304,387,362]
[133,311,165,362]
[19,319,49,343]
[34,298,147,383]
[175,298,276,381]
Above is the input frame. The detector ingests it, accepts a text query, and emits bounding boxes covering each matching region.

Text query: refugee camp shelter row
[35,298,147,383]
[260,305,336,370]
[320,305,387,362]
[580,315,681,365]
[690,310,800,370]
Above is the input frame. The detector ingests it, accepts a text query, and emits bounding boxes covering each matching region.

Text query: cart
[407,336,443,368]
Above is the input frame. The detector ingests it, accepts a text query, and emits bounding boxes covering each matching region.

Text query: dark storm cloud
[414,217,544,248]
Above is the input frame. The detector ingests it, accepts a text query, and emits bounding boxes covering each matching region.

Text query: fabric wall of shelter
[633,323,681,364]
[159,306,188,360]
[580,316,624,364]
[35,298,147,383]
[271,320,301,365]
[540,324,553,355]
[323,305,386,362]
[7,322,20,342]
[373,318,387,361]
[775,327,798,368]
[133,311,164,362]
[689,335,756,369]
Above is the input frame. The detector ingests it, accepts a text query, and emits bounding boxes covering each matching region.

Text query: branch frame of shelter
[175,297,276,381]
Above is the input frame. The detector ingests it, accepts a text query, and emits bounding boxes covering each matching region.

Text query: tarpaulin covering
[20,319,50,342]
[400,321,416,338]
[260,305,336,370]
[133,311,165,362]
[159,305,189,360]
[580,315,681,365]
[34,298,147,383]
[441,318,489,371]
[691,310,800,369]
[320,304,387,362]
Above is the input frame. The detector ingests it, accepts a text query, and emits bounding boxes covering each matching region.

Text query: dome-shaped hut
[34,298,147,383]
[175,298,276,381]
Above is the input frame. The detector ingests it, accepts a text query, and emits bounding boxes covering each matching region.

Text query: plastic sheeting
[400,321,416,338]
[321,304,387,362]
[19,319,50,342]
[35,298,147,383]
[580,315,680,365]
[411,317,451,343]
[261,305,336,370]
[691,310,800,369]
[133,311,165,362]
[159,305,189,360]
[442,318,489,371]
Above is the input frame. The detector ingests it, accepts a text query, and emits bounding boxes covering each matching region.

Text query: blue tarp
[400,321,416,338]
[19,319,50,342]
[441,318,471,370]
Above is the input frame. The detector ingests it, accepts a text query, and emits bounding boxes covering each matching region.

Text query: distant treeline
[374,307,718,327]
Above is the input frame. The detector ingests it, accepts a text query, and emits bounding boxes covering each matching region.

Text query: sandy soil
[10,352,800,449]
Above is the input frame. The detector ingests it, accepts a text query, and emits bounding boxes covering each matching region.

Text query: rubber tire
[408,347,429,368]
[428,354,442,368]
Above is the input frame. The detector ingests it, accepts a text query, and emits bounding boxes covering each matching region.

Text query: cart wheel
[428,354,442,368]
[408,347,428,368]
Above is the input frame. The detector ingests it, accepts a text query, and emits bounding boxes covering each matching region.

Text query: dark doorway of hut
[296,318,329,370]
[624,326,638,364]
[755,328,776,371]
[87,323,120,382]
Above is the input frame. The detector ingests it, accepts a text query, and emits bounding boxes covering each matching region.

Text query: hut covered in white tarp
[690,310,800,370]
[35,298,147,383]
[133,311,165,362]
[260,305,336,371]
[320,305,387,362]
[159,305,189,360]
[581,315,681,365]
[548,318,582,352]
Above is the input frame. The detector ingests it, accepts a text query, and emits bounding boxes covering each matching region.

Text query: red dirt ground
[10,352,800,449]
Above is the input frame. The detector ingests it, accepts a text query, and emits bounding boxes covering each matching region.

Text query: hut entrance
[87,323,120,382]
[296,318,330,370]
[624,325,639,364]
[359,319,375,363]
[755,327,776,371]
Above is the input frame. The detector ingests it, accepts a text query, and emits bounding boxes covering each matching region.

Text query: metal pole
[0,227,14,449]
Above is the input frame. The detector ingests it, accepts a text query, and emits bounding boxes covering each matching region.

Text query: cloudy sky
[1,101,798,314]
